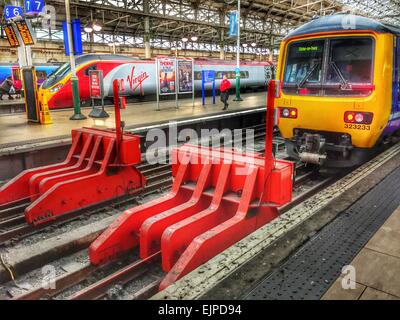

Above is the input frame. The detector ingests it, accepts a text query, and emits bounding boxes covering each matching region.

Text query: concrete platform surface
[0,96,23,105]
[0,92,265,146]
[323,207,400,300]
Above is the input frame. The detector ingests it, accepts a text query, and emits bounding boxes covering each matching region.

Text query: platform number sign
[24,0,45,15]
[3,6,23,20]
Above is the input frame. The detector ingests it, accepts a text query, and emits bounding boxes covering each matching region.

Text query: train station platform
[323,207,400,300]
[244,158,400,300]
[0,92,265,148]
[0,97,25,114]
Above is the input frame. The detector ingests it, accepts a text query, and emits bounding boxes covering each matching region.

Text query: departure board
[15,20,35,46]
[4,25,20,48]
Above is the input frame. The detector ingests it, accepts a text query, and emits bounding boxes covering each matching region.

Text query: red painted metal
[0,84,146,225]
[113,79,122,150]
[89,80,294,291]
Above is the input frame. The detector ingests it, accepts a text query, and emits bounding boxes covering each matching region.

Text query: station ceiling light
[92,20,103,32]
[191,36,198,42]
[84,23,93,33]
[242,43,248,47]
[182,37,189,42]
[251,42,257,47]
[84,20,102,33]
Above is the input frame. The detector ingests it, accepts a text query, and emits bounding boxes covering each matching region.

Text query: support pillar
[144,0,151,59]
[219,10,225,60]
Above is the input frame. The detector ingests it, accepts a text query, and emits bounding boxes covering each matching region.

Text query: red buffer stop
[89,80,294,291]
[0,80,146,225]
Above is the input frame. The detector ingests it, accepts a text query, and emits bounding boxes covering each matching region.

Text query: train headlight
[282,109,290,118]
[50,84,64,93]
[280,107,298,119]
[355,113,364,123]
[344,111,373,125]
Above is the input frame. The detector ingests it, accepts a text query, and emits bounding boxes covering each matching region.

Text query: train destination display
[4,25,20,48]
[15,20,35,46]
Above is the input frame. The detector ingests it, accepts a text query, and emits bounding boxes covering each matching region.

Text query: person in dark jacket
[220,74,232,110]
[0,76,14,100]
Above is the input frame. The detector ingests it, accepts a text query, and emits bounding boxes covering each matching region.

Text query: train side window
[84,64,97,76]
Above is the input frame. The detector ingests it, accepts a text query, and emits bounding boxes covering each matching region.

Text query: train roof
[75,54,138,66]
[285,14,400,39]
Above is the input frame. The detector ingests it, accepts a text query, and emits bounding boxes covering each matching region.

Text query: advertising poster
[89,70,104,99]
[158,58,176,95]
[178,60,193,94]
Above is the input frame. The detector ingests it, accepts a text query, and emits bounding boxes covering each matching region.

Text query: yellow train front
[276,14,400,167]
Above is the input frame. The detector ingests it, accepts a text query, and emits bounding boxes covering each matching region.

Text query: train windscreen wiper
[297,62,321,89]
[329,61,350,89]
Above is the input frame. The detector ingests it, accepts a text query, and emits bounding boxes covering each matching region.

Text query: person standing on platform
[0,76,14,100]
[220,74,232,111]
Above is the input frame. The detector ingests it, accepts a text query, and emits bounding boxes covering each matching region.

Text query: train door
[11,66,22,92]
[79,63,97,104]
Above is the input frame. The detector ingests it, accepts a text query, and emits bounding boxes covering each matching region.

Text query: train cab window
[84,64,97,76]
[325,37,373,96]
[36,71,47,81]
[283,39,324,95]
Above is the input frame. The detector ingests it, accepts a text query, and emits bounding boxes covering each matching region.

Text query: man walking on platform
[0,76,14,100]
[220,74,232,111]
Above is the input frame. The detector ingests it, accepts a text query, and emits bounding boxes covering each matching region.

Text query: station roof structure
[3,0,400,55]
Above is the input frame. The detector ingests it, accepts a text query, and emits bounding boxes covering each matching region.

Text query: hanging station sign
[229,10,238,37]
[158,58,177,95]
[177,59,194,94]
[4,25,21,48]
[24,0,45,16]
[3,5,23,20]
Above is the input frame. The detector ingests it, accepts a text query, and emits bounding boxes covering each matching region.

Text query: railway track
[4,166,338,301]
[0,123,330,300]
[0,163,172,246]
[0,122,272,247]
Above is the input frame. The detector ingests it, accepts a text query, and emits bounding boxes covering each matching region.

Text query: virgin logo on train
[121,66,149,95]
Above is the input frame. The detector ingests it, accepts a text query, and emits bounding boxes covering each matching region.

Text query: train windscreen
[41,63,70,89]
[283,39,324,95]
[283,37,374,96]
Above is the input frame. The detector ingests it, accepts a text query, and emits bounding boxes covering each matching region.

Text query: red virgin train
[39,54,275,109]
